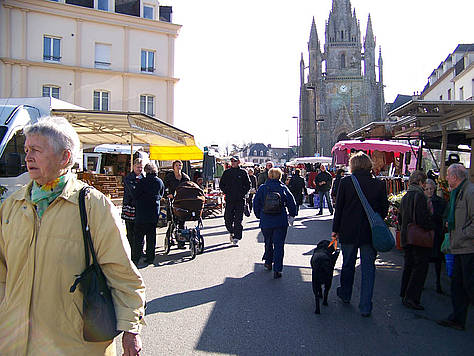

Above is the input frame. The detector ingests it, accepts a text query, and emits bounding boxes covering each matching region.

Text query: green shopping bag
[441,233,450,254]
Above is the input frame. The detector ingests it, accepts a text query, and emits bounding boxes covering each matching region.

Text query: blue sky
[170,0,473,150]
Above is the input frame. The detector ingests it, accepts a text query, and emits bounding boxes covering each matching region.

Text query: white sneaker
[229,233,234,243]
[232,238,239,245]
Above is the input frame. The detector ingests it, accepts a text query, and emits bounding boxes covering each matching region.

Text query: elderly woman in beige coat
[0,117,146,355]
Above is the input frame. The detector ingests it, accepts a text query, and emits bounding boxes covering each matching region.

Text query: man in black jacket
[314,164,333,215]
[121,158,143,249]
[220,156,251,245]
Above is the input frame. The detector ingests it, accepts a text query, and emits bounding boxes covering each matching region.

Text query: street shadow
[146,249,473,355]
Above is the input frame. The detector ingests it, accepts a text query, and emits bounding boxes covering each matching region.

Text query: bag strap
[350,175,375,226]
[79,186,99,268]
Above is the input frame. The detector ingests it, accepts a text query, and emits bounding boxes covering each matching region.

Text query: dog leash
[328,236,338,250]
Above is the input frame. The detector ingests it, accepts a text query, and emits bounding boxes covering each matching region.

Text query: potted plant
[385,191,406,250]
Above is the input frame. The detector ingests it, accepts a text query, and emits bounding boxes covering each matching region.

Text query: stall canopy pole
[416,139,423,171]
[439,127,448,180]
[130,133,134,172]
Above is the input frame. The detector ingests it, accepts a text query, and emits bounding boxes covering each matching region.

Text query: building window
[141,50,155,72]
[95,43,111,69]
[143,4,154,19]
[42,85,60,99]
[448,88,451,100]
[93,91,109,111]
[98,0,108,11]
[341,30,344,40]
[140,95,154,116]
[459,87,464,100]
[340,53,345,69]
[260,150,264,156]
[439,95,443,100]
[43,36,61,62]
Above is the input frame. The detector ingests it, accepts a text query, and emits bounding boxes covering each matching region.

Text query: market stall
[331,139,419,195]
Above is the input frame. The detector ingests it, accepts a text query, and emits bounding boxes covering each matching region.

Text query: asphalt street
[118,205,473,355]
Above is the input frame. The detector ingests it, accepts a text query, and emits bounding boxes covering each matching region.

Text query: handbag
[406,198,434,248]
[69,186,121,342]
[351,175,395,252]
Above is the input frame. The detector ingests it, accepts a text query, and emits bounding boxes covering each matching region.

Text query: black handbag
[70,186,121,342]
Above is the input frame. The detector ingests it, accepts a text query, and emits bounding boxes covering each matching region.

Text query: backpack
[263,186,283,215]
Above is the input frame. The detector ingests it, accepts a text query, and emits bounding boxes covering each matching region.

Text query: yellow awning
[149,145,203,160]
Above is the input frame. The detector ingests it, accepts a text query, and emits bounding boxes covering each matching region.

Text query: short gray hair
[23,116,80,169]
[408,170,427,186]
[448,163,468,181]
[425,178,436,187]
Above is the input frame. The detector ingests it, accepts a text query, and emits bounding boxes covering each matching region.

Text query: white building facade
[0,0,180,124]
[421,44,474,101]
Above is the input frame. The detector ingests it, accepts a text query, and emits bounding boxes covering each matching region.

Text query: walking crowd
[0,116,472,355]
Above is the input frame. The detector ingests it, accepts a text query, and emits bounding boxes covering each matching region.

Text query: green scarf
[447,179,466,231]
[31,173,69,219]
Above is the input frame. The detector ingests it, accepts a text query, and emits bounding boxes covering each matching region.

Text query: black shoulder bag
[69,186,121,342]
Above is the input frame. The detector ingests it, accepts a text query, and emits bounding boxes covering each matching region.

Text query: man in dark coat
[438,164,474,331]
[257,161,273,187]
[219,156,251,245]
[121,158,143,249]
[288,169,307,213]
[131,163,164,265]
[314,164,333,215]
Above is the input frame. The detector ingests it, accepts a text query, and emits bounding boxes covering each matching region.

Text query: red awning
[331,140,418,154]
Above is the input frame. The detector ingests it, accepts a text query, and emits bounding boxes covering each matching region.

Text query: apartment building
[0,0,180,124]
[421,44,474,101]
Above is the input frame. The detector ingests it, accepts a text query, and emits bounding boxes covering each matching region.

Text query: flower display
[385,191,406,228]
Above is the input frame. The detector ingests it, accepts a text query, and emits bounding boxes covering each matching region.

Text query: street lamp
[284,129,290,163]
[306,84,324,156]
[292,115,299,157]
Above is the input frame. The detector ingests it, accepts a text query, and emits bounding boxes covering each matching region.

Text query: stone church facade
[299,0,385,157]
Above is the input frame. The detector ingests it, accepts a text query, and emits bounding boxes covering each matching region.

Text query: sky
[170,0,473,151]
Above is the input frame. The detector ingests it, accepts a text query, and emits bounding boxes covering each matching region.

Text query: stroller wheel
[196,230,204,254]
[189,236,197,260]
[164,223,173,255]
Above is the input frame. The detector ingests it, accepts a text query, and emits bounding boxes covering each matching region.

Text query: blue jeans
[318,191,333,214]
[261,226,288,273]
[339,243,376,314]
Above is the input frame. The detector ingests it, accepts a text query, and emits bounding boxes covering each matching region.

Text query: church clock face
[339,84,348,93]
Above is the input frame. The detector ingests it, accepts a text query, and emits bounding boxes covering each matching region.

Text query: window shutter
[95,43,111,65]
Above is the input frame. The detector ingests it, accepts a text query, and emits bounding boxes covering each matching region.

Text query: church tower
[299,0,385,157]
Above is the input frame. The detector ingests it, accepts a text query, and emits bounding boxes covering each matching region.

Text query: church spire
[364,14,375,49]
[309,17,320,50]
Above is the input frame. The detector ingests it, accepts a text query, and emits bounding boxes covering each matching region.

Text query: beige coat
[0,177,146,355]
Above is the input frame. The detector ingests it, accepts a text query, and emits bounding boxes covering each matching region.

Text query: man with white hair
[437,164,474,331]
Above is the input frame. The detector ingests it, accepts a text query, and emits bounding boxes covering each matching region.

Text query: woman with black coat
[332,152,389,317]
[398,171,434,310]
[424,179,448,293]
[131,163,165,265]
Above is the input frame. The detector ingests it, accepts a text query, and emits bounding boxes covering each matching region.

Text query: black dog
[310,240,340,314]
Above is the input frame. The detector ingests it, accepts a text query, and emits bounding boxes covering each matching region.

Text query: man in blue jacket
[219,156,251,245]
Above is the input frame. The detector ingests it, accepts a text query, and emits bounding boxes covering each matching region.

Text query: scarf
[31,173,69,219]
[447,179,466,231]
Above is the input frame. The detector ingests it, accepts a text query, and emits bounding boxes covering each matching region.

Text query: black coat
[430,194,448,258]
[164,171,190,196]
[288,175,307,205]
[314,171,332,192]
[331,175,343,198]
[133,173,165,225]
[219,167,251,201]
[398,185,434,248]
[332,171,389,246]
[122,171,140,207]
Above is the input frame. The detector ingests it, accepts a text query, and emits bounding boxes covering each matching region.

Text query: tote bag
[351,175,395,252]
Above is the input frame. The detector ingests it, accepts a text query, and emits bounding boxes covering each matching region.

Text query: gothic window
[340,53,346,69]
[341,30,344,40]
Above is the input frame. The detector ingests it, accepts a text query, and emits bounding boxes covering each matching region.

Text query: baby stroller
[165,181,205,259]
